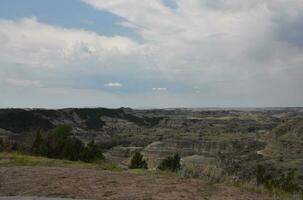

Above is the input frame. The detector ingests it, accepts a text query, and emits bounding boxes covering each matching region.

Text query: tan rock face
[104,146,143,167]
[100,116,139,130]
[142,138,258,169]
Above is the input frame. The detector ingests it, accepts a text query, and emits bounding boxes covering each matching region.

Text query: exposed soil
[0,167,272,200]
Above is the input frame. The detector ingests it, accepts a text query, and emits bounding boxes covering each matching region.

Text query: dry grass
[232,181,303,200]
[0,152,119,171]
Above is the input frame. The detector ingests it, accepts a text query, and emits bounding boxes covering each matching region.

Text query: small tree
[256,164,266,185]
[46,124,73,158]
[129,152,148,169]
[62,137,84,161]
[31,130,44,155]
[81,140,104,162]
[0,138,3,152]
[158,153,181,172]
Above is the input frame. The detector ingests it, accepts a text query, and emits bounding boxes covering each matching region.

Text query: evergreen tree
[158,153,181,172]
[0,138,3,152]
[31,130,44,155]
[256,164,268,185]
[47,124,73,158]
[81,140,104,162]
[62,137,84,161]
[129,152,148,169]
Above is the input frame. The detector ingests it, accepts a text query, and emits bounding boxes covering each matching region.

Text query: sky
[0,0,302,108]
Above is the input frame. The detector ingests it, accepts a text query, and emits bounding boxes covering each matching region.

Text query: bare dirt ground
[0,167,272,200]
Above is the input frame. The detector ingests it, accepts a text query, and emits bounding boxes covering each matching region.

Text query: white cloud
[104,82,123,88]
[0,17,142,69]
[152,87,167,91]
[6,78,43,87]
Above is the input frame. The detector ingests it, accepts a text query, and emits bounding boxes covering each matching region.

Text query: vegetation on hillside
[31,124,104,162]
[0,152,118,171]
[256,164,300,194]
[158,153,181,172]
[0,137,3,151]
[0,109,54,132]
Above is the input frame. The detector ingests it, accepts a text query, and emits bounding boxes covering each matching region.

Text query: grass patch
[0,152,175,177]
[94,159,121,171]
[232,181,303,200]
[129,168,177,178]
[198,116,238,121]
[0,152,120,171]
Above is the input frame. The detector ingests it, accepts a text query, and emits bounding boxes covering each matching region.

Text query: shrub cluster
[256,164,300,194]
[31,124,104,162]
[158,153,181,172]
[265,170,300,194]
[0,137,20,152]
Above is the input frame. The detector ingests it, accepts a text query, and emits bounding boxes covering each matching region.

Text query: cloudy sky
[0,0,302,108]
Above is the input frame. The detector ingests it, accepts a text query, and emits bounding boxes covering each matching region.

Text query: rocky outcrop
[104,146,143,167]
[142,138,264,170]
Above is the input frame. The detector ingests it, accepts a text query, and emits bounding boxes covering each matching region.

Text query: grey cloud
[273,15,303,48]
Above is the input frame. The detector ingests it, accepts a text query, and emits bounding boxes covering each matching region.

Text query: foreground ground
[0,166,274,200]
[0,197,85,200]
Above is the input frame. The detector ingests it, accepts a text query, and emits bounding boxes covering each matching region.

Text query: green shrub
[62,137,84,161]
[31,131,44,155]
[256,164,270,185]
[81,140,104,162]
[129,152,148,169]
[45,124,73,158]
[255,164,300,194]
[158,153,180,172]
[0,138,16,152]
[0,138,3,152]
[265,170,300,194]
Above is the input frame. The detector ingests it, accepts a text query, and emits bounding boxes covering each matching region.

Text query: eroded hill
[0,107,302,191]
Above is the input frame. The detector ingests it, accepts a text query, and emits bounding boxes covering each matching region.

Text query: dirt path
[0,167,272,200]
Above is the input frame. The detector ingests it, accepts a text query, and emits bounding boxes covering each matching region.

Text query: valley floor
[0,166,273,200]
